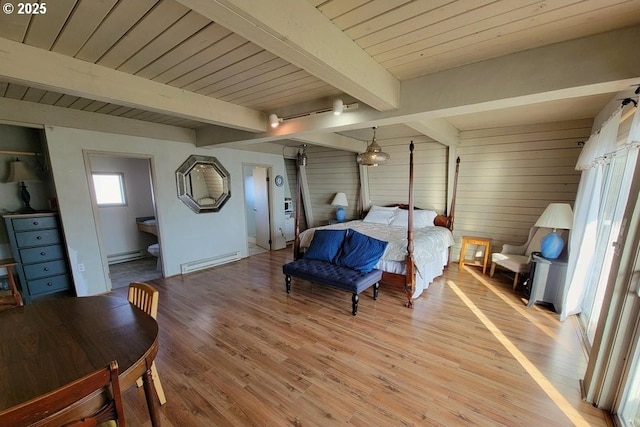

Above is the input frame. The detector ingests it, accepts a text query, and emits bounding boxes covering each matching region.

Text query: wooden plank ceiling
[0,0,639,135]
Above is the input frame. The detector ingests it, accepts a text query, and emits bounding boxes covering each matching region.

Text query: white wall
[89,155,155,258]
[243,165,256,239]
[44,125,288,297]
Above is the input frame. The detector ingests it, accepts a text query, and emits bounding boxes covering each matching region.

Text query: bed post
[293,148,306,260]
[405,141,416,308]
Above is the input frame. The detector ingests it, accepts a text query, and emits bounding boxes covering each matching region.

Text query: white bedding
[299,220,454,298]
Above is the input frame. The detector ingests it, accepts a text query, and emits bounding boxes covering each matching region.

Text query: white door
[253,167,270,250]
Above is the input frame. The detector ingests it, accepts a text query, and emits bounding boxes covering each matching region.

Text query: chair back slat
[127,282,159,319]
[0,361,125,427]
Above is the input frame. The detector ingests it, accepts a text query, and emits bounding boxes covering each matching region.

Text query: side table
[0,258,23,309]
[459,236,492,275]
[526,254,568,313]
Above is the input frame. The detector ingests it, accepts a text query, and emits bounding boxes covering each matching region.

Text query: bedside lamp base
[540,230,564,259]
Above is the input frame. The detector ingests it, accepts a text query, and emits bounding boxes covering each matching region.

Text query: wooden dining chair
[0,360,125,427]
[0,259,23,311]
[127,282,166,405]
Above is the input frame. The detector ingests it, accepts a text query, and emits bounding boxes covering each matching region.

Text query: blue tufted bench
[283,258,382,315]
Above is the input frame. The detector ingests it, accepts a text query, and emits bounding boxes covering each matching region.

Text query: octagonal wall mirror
[176,155,231,213]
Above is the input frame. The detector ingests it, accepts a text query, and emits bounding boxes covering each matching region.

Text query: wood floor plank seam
[113,248,610,426]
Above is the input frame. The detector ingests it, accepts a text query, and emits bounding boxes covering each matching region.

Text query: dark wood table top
[0,295,159,419]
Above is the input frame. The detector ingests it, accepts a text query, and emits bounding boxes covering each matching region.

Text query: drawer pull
[36,236,42,240]
[40,252,46,256]
[33,221,39,226]
[47,282,52,287]
[43,267,49,272]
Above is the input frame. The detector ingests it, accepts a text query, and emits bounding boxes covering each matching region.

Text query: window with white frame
[92,173,127,206]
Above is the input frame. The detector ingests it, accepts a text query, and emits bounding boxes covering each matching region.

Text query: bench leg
[352,293,359,316]
[285,275,291,293]
[373,282,379,300]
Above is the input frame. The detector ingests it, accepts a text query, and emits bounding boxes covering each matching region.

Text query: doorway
[86,152,161,289]
[243,164,272,256]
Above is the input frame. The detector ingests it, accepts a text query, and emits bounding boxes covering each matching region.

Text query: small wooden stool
[0,258,23,309]
[459,236,492,275]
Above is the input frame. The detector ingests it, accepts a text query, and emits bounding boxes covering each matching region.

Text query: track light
[268,100,358,129]
[269,113,281,128]
[332,99,344,115]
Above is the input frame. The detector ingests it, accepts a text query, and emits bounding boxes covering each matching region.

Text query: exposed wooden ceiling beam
[406,119,460,147]
[198,25,640,146]
[0,97,196,144]
[196,124,365,152]
[176,0,400,111]
[291,133,365,153]
[0,38,266,132]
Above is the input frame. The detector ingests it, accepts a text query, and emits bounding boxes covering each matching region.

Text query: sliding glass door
[580,149,632,344]
[618,306,640,426]
[613,228,640,426]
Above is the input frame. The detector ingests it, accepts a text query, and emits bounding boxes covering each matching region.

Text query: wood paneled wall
[303,145,360,227]
[453,119,589,260]
[367,137,448,212]
[300,120,588,263]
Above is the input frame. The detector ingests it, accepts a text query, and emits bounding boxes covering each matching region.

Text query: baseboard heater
[180,251,240,274]
[108,250,147,265]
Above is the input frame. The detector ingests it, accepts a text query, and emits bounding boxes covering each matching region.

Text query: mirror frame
[176,155,231,213]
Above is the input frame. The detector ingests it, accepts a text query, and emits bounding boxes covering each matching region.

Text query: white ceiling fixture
[268,99,357,128]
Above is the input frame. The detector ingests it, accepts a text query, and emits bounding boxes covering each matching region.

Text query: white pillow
[363,205,398,224]
[390,209,438,228]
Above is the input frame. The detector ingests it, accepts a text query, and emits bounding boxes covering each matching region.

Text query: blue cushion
[336,229,388,273]
[304,229,347,263]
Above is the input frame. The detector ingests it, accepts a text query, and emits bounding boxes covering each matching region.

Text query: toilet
[147,243,161,270]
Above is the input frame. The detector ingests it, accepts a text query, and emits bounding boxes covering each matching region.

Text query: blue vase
[540,231,564,259]
[336,206,345,222]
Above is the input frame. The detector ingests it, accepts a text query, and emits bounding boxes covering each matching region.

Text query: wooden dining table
[0,295,161,426]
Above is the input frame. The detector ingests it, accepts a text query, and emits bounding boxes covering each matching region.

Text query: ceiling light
[269,101,358,128]
[269,113,280,128]
[356,127,390,167]
[332,99,344,115]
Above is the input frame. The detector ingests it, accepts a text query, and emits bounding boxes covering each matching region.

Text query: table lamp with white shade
[331,192,348,222]
[534,203,574,259]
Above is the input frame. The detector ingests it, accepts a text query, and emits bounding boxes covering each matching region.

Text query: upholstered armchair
[490,227,558,290]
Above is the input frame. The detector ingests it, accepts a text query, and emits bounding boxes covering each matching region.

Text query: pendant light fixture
[356,127,390,167]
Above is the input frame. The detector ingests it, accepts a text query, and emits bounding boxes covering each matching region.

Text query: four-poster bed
[291,142,460,308]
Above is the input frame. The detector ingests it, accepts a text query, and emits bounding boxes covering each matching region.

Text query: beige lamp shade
[7,159,39,183]
[535,203,573,230]
[331,192,348,207]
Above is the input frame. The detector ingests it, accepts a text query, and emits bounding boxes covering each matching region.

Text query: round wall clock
[275,175,284,187]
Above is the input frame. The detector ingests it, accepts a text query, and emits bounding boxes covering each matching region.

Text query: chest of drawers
[3,213,73,303]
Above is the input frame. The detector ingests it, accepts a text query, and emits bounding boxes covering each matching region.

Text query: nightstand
[526,254,567,313]
[459,236,492,275]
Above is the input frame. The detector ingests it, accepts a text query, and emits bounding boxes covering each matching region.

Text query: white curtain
[561,109,622,320]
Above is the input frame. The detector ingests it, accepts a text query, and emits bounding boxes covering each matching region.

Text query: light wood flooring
[112,248,611,426]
